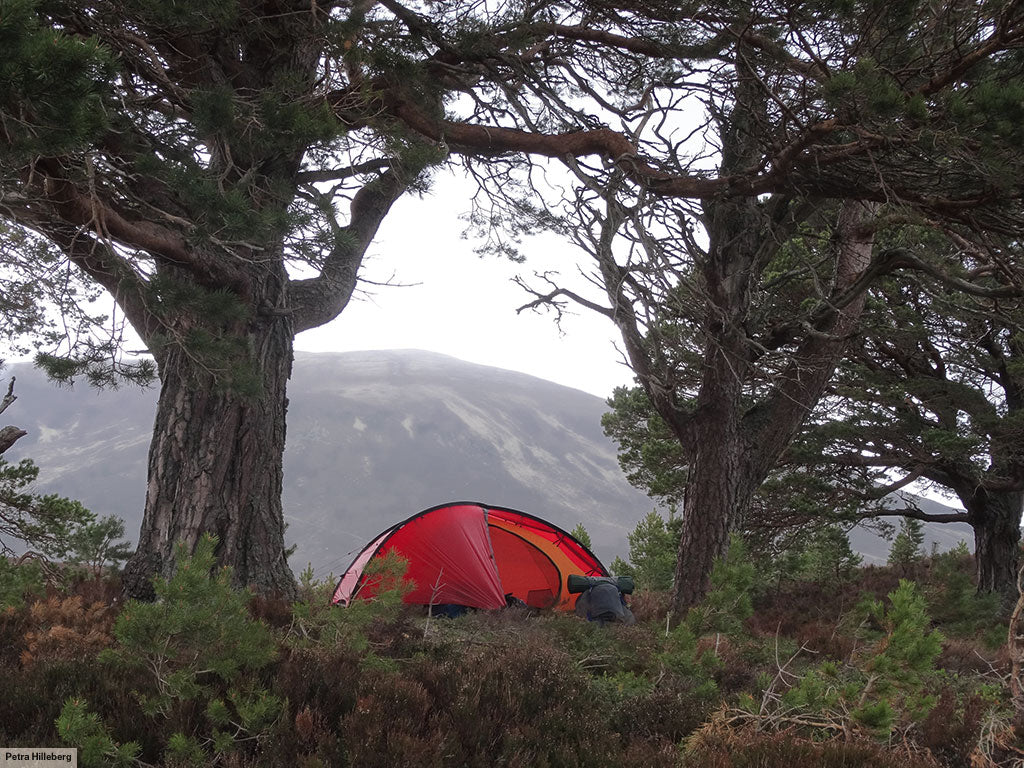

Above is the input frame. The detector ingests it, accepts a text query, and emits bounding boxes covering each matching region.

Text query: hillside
[4,349,970,570]
[5,350,655,570]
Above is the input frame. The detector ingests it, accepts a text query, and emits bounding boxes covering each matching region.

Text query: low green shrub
[0,557,44,611]
[737,580,943,740]
[61,535,281,766]
[685,536,756,638]
[287,552,412,653]
[927,545,1003,643]
[56,698,140,768]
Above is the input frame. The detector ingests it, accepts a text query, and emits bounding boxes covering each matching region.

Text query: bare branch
[860,506,970,524]
[296,158,395,185]
[0,378,15,417]
[514,274,615,320]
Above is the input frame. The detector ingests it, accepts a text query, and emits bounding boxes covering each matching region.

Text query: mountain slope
[6,350,654,570]
[4,349,971,571]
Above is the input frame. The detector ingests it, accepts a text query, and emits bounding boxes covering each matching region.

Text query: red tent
[332,502,608,610]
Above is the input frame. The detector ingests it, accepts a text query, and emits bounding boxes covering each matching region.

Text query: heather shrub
[627,587,671,624]
[270,645,361,764]
[937,636,1009,676]
[793,618,855,661]
[248,592,294,629]
[620,739,680,768]
[1,657,141,748]
[65,569,123,605]
[613,675,714,744]
[918,687,991,765]
[340,670,445,768]
[706,635,759,695]
[684,724,940,768]
[276,644,362,720]
[354,639,620,768]
[0,513,1012,768]
[21,595,114,667]
[0,602,28,667]
[454,642,618,767]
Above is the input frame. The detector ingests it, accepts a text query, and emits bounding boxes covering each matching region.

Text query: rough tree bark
[113,171,405,599]
[122,306,296,599]
[966,488,1024,598]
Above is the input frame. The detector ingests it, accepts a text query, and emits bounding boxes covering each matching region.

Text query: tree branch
[514,277,615,320]
[39,170,192,266]
[31,224,161,344]
[296,158,395,185]
[889,250,1024,299]
[0,426,27,456]
[0,378,15,418]
[860,506,970,524]
[289,170,407,333]
[747,201,878,471]
[0,380,26,455]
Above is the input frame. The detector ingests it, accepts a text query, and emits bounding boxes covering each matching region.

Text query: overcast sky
[295,170,637,400]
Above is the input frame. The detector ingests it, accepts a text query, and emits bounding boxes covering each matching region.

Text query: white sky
[295,170,637,399]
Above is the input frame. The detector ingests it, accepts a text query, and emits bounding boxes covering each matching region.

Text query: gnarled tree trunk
[669,201,877,617]
[967,488,1023,598]
[122,268,298,600]
[672,419,758,610]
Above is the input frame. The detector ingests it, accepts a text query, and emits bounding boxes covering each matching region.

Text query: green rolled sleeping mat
[567,574,635,595]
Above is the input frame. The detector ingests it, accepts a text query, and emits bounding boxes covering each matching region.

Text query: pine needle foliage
[0,556,43,611]
[611,509,683,592]
[102,535,277,717]
[56,698,141,768]
[742,579,944,739]
[0,457,94,557]
[888,518,925,569]
[288,552,413,654]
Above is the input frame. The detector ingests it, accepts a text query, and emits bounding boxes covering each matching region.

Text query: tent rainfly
[332,502,608,610]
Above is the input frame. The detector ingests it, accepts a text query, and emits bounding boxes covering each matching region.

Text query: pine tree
[888,518,925,571]
[612,510,683,592]
[0,373,95,557]
[0,0,441,596]
[802,525,862,585]
[569,523,592,550]
[794,268,1024,595]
